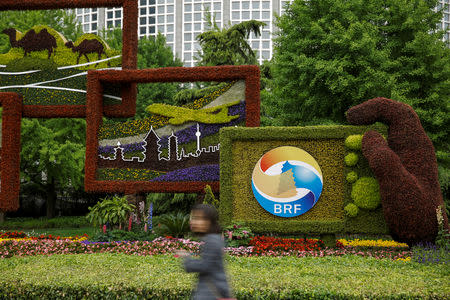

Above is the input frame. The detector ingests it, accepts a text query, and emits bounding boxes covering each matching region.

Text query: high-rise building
[74,0,294,66]
[74,0,449,67]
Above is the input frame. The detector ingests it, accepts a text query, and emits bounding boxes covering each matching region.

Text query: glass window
[194,42,201,50]
[262,11,270,19]
[84,8,90,13]
[252,11,260,19]
[92,23,97,31]
[262,31,270,39]
[194,3,202,11]
[158,0,164,3]
[140,17,147,25]
[184,53,192,61]
[167,5,174,13]
[158,6,165,13]
[149,16,156,24]
[185,43,192,50]
[232,2,240,9]
[167,15,174,22]
[140,0,146,5]
[262,41,270,49]
[84,15,90,22]
[232,11,240,19]
[185,4,192,12]
[107,11,113,19]
[215,12,221,20]
[214,2,221,10]
[115,10,122,18]
[158,15,165,23]
[242,1,250,9]
[194,13,202,21]
[242,11,250,19]
[185,13,192,21]
[194,32,200,39]
[84,24,89,32]
[92,8,97,12]
[184,33,192,41]
[194,23,201,30]
[203,3,211,10]
[115,20,121,27]
[262,51,270,59]
[167,0,174,3]
[77,16,82,23]
[149,7,156,14]
[92,14,97,21]
[140,27,146,35]
[140,8,147,15]
[77,8,82,14]
[158,25,165,32]
[252,41,260,48]
[166,34,174,42]
[167,24,174,32]
[149,26,155,34]
[149,0,155,4]
[262,1,270,9]
[185,23,192,31]
[107,21,113,28]
[252,1,260,9]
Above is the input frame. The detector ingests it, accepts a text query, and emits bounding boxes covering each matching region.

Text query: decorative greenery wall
[219,125,388,235]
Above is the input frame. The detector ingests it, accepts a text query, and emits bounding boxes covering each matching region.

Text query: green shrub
[0,216,89,229]
[173,82,229,105]
[4,57,57,72]
[344,203,359,217]
[86,195,135,228]
[223,222,254,247]
[146,193,197,215]
[344,152,359,166]
[351,177,381,210]
[344,134,363,150]
[154,212,190,237]
[0,254,447,299]
[346,171,358,183]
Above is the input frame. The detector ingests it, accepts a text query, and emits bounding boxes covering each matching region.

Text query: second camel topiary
[346,97,449,245]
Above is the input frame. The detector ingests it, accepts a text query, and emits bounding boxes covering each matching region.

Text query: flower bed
[0,231,88,243]
[0,235,413,261]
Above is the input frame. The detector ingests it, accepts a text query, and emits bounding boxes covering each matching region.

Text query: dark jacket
[183,234,231,300]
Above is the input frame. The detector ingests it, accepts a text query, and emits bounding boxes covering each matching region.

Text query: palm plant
[86,195,135,229]
[155,212,190,238]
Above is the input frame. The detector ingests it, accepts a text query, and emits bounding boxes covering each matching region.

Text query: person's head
[189,204,221,234]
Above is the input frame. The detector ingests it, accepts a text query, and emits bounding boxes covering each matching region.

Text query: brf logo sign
[251,146,323,218]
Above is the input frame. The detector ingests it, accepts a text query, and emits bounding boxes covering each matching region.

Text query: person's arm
[183,235,221,273]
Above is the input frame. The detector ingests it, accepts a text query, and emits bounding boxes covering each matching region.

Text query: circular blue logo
[251,146,323,217]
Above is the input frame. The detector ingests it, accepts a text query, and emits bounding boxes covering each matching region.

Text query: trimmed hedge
[219,125,388,235]
[0,216,89,229]
[0,254,447,299]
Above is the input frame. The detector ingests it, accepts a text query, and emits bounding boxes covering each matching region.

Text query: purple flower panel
[151,164,219,182]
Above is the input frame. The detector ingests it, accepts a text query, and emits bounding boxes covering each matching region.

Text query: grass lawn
[0,253,447,299]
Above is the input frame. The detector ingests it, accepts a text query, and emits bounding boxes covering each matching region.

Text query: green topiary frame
[219,125,388,235]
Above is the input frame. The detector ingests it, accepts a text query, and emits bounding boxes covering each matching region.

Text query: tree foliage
[266,0,450,200]
[0,9,82,54]
[196,13,266,66]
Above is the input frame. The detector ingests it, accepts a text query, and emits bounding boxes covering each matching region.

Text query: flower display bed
[0,253,447,299]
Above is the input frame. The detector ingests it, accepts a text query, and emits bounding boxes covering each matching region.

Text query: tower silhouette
[168,132,179,161]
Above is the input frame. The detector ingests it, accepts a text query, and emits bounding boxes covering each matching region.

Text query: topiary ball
[346,171,358,183]
[351,177,381,210]
[345,135,363,150]
[344,152,359,166]
[344,203,359,217]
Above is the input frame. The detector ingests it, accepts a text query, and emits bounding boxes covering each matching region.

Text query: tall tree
[20,119,86,218]
[196,13,266,66]
[266,0,450,203]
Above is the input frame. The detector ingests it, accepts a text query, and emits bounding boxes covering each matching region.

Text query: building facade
[74,0,449,67]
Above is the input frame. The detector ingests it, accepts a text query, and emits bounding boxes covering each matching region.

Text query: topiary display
[347,97,449,245]
[351,177,380,210]
[344,203,359,217]
[346,171,358,183]
[344,152,359,166]
[345,134,363,150]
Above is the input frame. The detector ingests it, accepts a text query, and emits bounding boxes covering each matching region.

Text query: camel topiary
[2,28,56,59]
[346,97,449,246]
[65,39,109,65]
